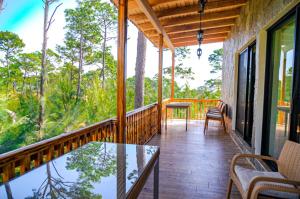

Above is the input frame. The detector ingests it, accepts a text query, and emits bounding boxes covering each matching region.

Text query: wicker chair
[226,140,300,199]
[204,103,226,134]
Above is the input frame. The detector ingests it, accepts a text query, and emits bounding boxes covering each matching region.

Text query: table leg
[284,111,288,136]
[186,108,188,131]
[165,108,168,131]
[154,158,159,199]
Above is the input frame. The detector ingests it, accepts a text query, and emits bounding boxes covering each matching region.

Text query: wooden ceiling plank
[135,0,174,51]
[174,34,227,42]
[143,19,235,36]
[169,27,231,39]
[165,19,236,34]
[173,38,225,47]
[130,0,247,24]
[171,34,227,43]
[139,8,240,31]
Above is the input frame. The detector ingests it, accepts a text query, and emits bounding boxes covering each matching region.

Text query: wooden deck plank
[138,120,245,199]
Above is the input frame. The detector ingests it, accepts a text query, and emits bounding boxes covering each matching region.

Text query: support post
[171,51,175,99]
[157,34,163,134]
[117,0,127,143]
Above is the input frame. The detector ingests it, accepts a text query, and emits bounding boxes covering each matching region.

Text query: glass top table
[0,142,160,199]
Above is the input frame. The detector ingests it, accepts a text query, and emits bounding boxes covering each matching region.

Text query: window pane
[269,16,295,158]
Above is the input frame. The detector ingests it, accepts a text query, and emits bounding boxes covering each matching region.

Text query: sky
[0,0,223,88]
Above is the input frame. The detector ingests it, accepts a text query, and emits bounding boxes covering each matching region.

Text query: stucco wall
[222,0,299,153]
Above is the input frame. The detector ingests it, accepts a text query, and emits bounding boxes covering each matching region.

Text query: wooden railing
[0,99,217,183]
[162,98,220,121]
[0,103,158,183]
[126,103,158,145]
[0,119,116,183]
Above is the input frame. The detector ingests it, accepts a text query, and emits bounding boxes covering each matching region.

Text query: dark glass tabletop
[166,102,191,108]
[0,142,159,199]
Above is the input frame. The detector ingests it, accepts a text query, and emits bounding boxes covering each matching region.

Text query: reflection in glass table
[0,142,160,199]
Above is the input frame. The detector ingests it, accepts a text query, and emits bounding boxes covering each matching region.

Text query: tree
[198,48,223,99]
[18,52,40,93]
[38,0,62,138]
[162,47,194,98]
[85,0,117,87]
[0,31,25,94]
[134,31,147,109]
[209,48,223,74]
[64,1,101,102]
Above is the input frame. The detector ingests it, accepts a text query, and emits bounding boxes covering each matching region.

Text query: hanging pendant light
[198,0,207,13]
[196,0,206,59]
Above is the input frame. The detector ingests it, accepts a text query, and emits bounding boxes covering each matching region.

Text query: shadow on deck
[139,120,245,199]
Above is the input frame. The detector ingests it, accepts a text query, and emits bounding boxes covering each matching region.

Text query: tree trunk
[76,33,83,102]
[5,54,10,96]
[38,0,49,138]
[134,30,147,109]
[101,28,107,88]
[22,69,27,93]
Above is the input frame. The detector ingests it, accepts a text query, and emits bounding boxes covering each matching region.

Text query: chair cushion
[206,112,222,118]
[235,165,299,198]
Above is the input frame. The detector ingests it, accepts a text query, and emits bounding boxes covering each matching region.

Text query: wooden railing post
[158,34,163,134]
[171,51,175,99]
[117,0,128,143]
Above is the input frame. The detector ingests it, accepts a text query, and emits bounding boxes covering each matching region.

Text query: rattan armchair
[226,140,300,199]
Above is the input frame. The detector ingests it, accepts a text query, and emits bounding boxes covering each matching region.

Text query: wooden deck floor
[139,120,245,199]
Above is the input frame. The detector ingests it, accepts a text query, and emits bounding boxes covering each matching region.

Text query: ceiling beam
[171,34,227,44]
[173,38,225,47]
[130,0,247,24]
[153,33,228,43]
[135,0,174,51]
[145,18,236,36]
[168,27,231,39]
[166,19,236,34]
[127,0,179,11]
[139,8,241,31]
[172,35,228,44]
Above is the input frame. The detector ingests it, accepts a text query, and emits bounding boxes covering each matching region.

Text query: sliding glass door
[236,49,248,138]
[236,43,256,146]
[263,5,300,159]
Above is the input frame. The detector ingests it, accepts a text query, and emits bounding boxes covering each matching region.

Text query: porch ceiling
[112,0,248,49]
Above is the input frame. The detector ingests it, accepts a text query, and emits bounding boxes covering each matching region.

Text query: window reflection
[269,16,295,158]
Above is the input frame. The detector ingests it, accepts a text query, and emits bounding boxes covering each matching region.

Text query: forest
[0,0,223,154]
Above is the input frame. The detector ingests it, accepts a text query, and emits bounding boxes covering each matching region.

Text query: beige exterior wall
[222,0,300,154]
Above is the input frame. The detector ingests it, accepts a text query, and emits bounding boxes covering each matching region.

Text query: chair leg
[204,118,208,135]
[226,178,233,199]
[222,117,226,133]
[203,117,207,134]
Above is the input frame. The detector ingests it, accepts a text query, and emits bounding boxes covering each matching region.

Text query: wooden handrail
[126,103,158,117]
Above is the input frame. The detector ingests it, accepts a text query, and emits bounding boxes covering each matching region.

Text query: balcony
[1,0,300,198]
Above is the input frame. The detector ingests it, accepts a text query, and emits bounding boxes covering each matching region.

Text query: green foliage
[197,48,223,99]
[208,48,223,73]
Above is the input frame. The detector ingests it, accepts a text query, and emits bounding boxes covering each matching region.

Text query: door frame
[262,4,300,156]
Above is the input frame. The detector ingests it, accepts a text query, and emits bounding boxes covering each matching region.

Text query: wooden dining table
[0,142,160,199]
[165,102,191,131]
